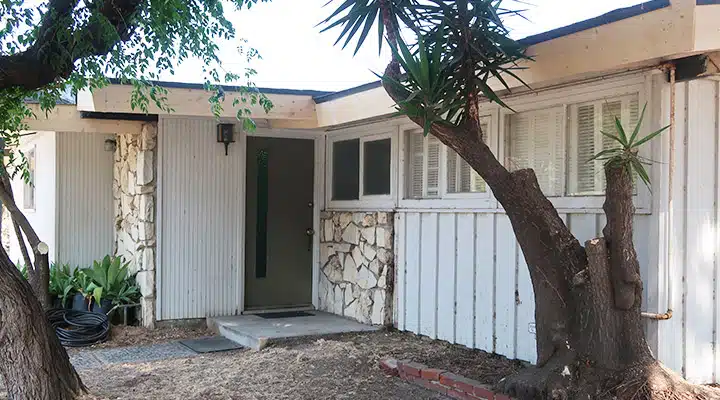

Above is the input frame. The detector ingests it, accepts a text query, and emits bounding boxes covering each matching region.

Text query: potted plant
[83,255,132,315]
[72,268,95,311]
[49,263,76,309]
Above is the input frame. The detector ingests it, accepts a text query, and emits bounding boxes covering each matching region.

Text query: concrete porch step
[208,311,379,351]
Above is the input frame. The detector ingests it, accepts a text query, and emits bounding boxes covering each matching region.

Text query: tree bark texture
[0,247,85,399]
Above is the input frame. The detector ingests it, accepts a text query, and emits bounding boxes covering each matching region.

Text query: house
[6,0,720,384]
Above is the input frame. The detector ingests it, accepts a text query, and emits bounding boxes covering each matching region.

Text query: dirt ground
[69,330,519,400]
[0,328,520,399]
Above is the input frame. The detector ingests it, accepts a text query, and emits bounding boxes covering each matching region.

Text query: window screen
[332,139,360,200]
[363,138,391,195]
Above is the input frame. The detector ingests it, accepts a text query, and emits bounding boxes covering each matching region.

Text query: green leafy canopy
[320,0,531,135]
[0,0,275,180]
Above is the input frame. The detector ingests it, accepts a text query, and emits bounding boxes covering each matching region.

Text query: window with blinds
[507,107,565,196]
[568,95,639,195]
[447,120,488,194]
[406,119,489,199]
[407,129,441,198]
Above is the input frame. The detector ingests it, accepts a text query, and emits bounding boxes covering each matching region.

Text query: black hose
[46,309,110,347]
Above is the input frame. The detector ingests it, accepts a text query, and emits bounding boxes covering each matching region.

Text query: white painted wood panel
[403,212,421,333]
[494,215,516,357]
[158,117,244,320]
[455,213,475,348]
[437,213,457,342]
[474,214,495,351]
[56,132,114,267]
[419,212,439,338]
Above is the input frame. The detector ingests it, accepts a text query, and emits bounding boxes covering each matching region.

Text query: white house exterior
[8,0,720,385]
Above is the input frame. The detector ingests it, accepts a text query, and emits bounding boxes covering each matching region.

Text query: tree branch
[0,174,34,271]
[0,0,142,90]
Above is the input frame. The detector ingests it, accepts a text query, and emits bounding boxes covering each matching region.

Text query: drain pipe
[641,64,676,321]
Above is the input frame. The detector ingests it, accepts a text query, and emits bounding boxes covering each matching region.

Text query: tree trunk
[0,174,51,308]
[380,70,720,397]
[0,247,85,399]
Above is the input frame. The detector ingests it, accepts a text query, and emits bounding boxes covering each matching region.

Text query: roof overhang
[76,82,328,130]
[315,0,720,127]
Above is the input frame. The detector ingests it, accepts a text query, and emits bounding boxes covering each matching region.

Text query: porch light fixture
[104,138,117,152]
[217,123,235,156]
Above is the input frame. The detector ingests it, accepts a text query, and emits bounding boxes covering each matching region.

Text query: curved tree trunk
[0,247,85,399]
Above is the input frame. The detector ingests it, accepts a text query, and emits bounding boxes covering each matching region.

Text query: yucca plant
[589,103,670,188]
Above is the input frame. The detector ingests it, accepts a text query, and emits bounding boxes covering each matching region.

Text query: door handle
[306,228,314,251]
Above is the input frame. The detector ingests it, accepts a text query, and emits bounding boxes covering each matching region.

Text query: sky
[162,0,648,92]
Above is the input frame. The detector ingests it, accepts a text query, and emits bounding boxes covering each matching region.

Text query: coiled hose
[46,309,110,347]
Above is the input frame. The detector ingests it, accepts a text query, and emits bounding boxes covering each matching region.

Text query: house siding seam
[113,123,158,328]
[318,211,394,326]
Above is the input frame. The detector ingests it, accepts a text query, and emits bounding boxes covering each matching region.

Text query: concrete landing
[208,311,379,350]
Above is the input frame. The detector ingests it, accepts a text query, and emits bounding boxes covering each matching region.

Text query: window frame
[567,94,639,196]
[398,113,499,210]
[499,78,651,212]
[326,125,398,210]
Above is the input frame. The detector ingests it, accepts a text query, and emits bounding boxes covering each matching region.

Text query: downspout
[641,64,676,321]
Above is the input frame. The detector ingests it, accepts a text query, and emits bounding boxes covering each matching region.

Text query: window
[405,118,489,199]
[406,129,441,198]
[23,148,35,210]
[363,138,391,195]
[506,107,565,196]
[332,139,360,200]
[447,120,488,194]
[330,134,392,202]
[568,95,639,195]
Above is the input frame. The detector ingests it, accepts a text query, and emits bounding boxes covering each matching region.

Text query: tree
[0,0,272,398]
[320,1,720,399]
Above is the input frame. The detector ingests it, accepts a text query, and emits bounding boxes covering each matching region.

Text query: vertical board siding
[474,214,495,351]
[455,213,475,348]
[397,210,652,363]
[158,118,243,320]
[57,132,114,267]
[419,213,439,338]
[392,78,720,382]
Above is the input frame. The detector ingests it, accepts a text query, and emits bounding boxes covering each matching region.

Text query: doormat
[178,336,244,353]
[256,311,314,319]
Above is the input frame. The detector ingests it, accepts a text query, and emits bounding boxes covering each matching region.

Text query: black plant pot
[72,293,88,311]
[91,299,113,315]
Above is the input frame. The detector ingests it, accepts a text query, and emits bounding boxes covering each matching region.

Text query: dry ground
[3,328,521,400]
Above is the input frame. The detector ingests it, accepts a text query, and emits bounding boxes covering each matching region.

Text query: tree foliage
[0,0,274,178]
[320,0,529,135]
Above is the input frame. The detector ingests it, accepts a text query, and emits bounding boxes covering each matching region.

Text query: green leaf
[588,148,622,163]
[628,103,648,145]
[632,125,670,149]
[631,157,651,189]
[614,116,628,145]
[600,130,627,148]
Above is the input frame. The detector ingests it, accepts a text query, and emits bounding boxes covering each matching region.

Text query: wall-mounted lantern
[104,138,117,152]
[216,123,235,156]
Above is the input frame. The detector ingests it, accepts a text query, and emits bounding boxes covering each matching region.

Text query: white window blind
[447,121,488,194]
[507,107,565,196]
[568,95,639,195]
[407,129,441,198]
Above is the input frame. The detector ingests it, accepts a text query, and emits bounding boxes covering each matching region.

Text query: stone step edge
[379,358,515,400]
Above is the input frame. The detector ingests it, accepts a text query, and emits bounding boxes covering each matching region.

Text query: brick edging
[380,358,514,400]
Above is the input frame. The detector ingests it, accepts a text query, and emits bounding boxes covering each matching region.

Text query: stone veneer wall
[318,211,394,326]
[113,123,157,328]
